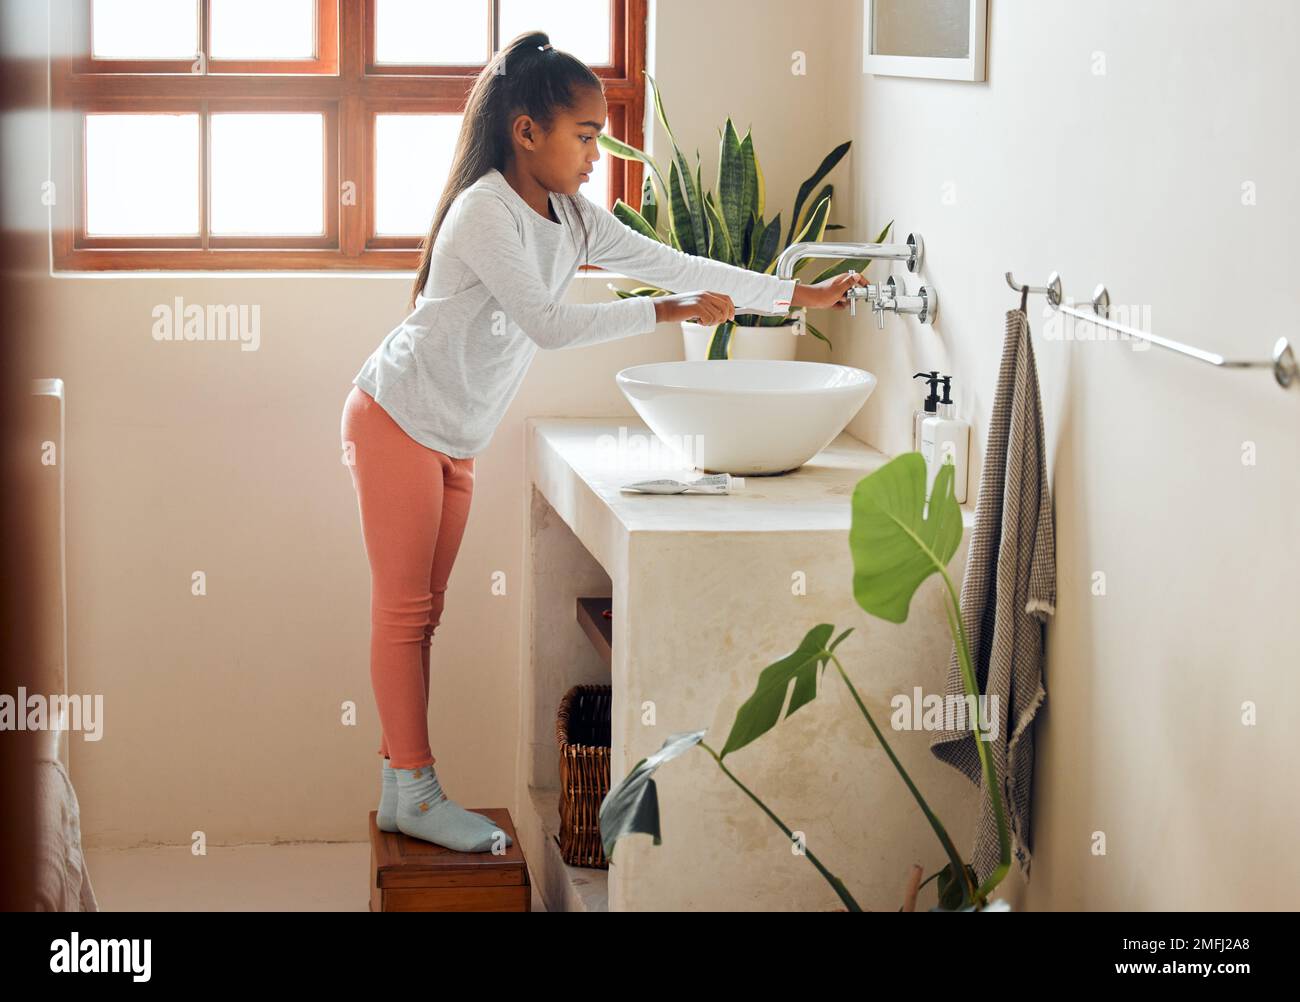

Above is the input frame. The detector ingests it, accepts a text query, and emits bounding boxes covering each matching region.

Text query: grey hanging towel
[929,302,1056,885]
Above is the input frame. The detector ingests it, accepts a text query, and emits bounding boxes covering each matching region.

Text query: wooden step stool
[368,809,531,912]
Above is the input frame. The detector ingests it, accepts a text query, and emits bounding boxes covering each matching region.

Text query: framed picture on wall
[863,0,989,81]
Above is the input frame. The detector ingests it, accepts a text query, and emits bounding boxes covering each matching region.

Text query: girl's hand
[653,291,737,326]
[791,271,867,311]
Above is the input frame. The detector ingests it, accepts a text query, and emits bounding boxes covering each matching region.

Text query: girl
[341,30,866,853]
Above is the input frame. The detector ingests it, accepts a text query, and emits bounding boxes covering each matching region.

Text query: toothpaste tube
[619,473,745,495]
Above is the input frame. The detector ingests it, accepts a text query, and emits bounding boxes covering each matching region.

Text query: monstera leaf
[718,623,853,759]
[849,453,962,623]
[598,716,861,909]
[599,729,705,861]
[849,452,1012,904]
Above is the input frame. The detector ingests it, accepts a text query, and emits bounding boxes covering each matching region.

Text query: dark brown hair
[408,31,602,311]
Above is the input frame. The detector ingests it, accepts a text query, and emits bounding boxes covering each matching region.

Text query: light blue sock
[379,758,498,834]
[393,763,512,853]
[377,759,399,832]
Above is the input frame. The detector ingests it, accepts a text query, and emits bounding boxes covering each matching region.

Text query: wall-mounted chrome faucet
[775,232,938,327]
[850,275,938,328]
[775,233,925,278]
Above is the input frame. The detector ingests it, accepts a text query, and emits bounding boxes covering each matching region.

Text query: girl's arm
[450,187,659,350]
[581,194,798,316]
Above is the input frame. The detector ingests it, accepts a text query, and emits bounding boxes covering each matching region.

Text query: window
[51,0,649,271]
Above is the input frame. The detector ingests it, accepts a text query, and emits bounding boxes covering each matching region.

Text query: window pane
[210,114,323,235]
[91,0,198,60]
[374,114,462,236]
[499,0,610,65]
[210,0,315,60]
[374,0,488,65]
[85,114,199,236]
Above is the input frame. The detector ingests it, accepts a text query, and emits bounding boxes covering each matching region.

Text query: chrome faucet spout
[774,233,924,279]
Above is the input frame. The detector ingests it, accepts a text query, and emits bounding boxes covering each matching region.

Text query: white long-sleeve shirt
[352,167,798,458]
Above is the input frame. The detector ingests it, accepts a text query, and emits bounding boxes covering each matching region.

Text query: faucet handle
[846,284,877,320]
[872,280,896,330]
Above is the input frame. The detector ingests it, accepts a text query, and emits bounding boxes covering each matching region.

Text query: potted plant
[598,454,1013,911]
[597,73,892,360]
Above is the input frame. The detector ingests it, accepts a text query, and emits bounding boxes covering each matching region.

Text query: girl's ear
[513,114,538,151]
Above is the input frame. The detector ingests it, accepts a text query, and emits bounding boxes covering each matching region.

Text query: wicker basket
[555,684,612,869]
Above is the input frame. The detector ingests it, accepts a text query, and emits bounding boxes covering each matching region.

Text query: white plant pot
[681,320,800,361]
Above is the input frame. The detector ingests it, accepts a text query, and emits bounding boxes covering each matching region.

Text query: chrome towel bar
[1006,271,1295,390]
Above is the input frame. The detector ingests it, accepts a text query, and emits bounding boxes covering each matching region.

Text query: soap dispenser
[911,371,941,451]
[920,376,970,504]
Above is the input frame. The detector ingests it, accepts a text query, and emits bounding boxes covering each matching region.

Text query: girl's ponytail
[408,31,602,311]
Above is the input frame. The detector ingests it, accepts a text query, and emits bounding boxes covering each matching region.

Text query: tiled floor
[84,842,546,911]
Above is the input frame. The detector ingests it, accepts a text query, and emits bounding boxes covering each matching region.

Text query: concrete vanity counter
[517,417,978,912]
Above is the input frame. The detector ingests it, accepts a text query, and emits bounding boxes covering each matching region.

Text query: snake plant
[597,72,892,358]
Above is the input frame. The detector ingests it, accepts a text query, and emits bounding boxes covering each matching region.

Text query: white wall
[826,0,1300,908]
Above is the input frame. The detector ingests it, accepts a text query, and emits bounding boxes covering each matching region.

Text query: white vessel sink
[615,360,877,475]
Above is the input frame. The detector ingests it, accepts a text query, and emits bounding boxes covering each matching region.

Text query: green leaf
[790,193,832,248]
[596,132,668,206]
[667,158,696,256]
[605,284,666,300]
[718,624,836,759]
[788,195,833,277]
[594,132,648,160]
[718,119,745,258]
[806,321,831,351]
[704,188,715,258]
[695,155,708,258]
[640,172,658,231]
[612,199,663,241]
[706,320,735,359]
[808,260,861,284]
[806,222,896,283]
[646,72,707,256]
[599,729,706,861]
[794,182,834,243]
[849,453,962,624]
[845,454,1012,904]
[746,214,767,270]
[739,131,758,229]
[703,193,736,265]
[786,140,850,249]
[750,212,783,274]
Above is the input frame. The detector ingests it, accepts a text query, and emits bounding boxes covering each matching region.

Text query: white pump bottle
[919,376,969,504]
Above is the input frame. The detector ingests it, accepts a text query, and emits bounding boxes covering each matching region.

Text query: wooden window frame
[52,0,648,272]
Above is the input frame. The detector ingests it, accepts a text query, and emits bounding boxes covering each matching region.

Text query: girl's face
[519,86,608,196]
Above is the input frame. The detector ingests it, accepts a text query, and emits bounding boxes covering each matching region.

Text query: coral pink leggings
[341,385,475,769]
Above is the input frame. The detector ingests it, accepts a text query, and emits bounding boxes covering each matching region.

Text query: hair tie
[537,43,553,51]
